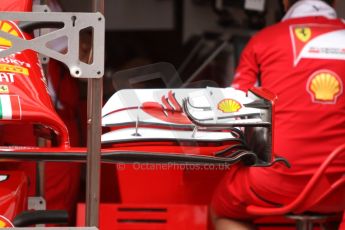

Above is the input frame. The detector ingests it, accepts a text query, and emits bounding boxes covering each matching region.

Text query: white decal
[0,175,8,182]
[0,72,15,83]
[296,29,345,64]
[0,57,31,68]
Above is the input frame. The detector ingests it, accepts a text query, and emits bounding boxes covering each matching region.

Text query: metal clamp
[0,12,105,78]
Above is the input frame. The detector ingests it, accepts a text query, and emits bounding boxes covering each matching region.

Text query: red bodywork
[0,21,69,147]
[0,1,287,229]
[0,0,69,224]
[0,171,27,222]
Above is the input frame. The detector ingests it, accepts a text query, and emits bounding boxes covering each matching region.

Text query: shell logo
[0,20,24,47]
[295,27,312,42]
[307,70,343,104]
[0,215,14,228]
[217,99,242,113]
[0,220,6,228]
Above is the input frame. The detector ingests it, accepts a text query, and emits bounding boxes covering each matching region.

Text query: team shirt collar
[282,0,337,21]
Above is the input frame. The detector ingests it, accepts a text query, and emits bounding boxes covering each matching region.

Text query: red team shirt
[212,14,345,220]
[232,16,345,175]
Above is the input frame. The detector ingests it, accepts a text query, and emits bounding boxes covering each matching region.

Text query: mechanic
[211,0,345,229]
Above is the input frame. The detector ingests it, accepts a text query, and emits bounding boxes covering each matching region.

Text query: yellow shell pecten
[217,99,241,113]
[309,72,341,102]
[0,21,19,47]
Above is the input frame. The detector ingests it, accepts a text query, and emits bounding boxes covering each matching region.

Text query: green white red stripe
[0,95,21,120]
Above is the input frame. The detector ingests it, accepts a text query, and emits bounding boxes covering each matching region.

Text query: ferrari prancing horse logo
[0,85,8,93]
[295,27,312,42]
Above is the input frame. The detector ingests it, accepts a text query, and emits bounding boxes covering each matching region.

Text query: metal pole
[85,0,104,227]
[92,0,105,14]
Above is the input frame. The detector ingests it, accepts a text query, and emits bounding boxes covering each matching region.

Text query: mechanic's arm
[231,37,260,91]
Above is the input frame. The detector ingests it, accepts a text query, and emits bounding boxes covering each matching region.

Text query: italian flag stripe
[0,95,21,120]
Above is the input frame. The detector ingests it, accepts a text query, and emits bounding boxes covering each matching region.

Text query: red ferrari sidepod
[0,20,69,147]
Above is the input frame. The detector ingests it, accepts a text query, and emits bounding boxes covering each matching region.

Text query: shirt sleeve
[231,37,259,92]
